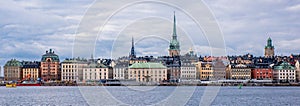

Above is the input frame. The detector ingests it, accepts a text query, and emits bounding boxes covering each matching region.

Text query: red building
[252,68,273,80]
[40,49,60,81]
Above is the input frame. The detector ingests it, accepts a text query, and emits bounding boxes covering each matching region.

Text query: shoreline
[1,83,300,87]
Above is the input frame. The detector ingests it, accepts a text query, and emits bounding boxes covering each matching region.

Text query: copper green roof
[41,49,59,62]
[129,62,167,69]
[274,61,295,70]
[265,37,274,49]
[4,59,22,67]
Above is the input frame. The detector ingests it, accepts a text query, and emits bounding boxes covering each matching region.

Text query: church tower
[169,12,180,57]
[129,37,136,59]
[264,37,275,58]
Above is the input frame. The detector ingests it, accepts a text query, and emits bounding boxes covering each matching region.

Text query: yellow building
[230,64,251,80]
[21,61,40,80]
[4,59,22,81]
[199,62,214,81]
[128,63,167,82]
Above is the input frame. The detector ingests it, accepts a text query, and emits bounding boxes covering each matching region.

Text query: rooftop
[129,62,167,69]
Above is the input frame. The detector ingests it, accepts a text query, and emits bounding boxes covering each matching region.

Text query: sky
[1,0,300,75]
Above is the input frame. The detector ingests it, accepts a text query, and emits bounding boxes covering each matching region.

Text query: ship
[16,74,42,86]
[6,81,17,88]
[17,80,41,86]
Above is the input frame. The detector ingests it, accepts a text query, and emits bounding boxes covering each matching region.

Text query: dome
[4,59,22,67]
[41,49,59,62]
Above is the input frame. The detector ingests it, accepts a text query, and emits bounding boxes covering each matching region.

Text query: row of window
[181,75,196,78]
[84,69,107,71]
[182,71,195,73]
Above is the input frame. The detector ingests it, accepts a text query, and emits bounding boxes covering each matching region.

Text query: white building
[61,58,88,82]
[83,63,113,81]
[128,63,167,82]
[273,61,296,83]
[180,62,196,80]
[113,62,128,80]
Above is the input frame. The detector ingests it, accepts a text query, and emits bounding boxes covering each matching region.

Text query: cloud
[286,4,300,11]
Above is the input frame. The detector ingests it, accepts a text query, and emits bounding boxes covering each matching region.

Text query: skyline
[1,0,300,68]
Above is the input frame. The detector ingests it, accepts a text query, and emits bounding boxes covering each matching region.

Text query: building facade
[199,62,214,81]
[230,64,251,80]
[61,58,88,82]
[212,59,226,80]
[21,61,40,81]
[40,49,60,81]
[273,61,296,83]
[264,37,275,58]
[252,64,273,80]
[180,62,196,80]
[113,62,128,80]
[128,63,167,82]
[4,59,22,81]
[83,63,113,81]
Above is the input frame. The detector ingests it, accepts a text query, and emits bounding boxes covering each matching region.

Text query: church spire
[172,11,177,40]
[130,37,136,59]
[169,11,180,57]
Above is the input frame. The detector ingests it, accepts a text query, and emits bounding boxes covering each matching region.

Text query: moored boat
[6,82,17,88]
[17,81,41,86]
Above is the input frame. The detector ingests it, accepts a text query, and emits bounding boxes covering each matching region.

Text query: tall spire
[169,11,180,57]
[132,37,134,48]
[130,37,136,58]
[172,11,177,40]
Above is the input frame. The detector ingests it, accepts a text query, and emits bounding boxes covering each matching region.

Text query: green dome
[41,49,59,62]
[4,59,22,67]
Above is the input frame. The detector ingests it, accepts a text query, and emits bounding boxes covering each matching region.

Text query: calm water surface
[1,86,300,106]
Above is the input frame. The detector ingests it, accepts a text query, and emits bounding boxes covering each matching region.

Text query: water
[1,86,300,106]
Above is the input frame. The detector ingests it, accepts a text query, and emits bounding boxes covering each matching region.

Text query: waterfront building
[4,59,22,81]
[61,58,88,82]
[252,58,273,80]
[169,12,180,57]
[21,61,40,80]
[194,61,201,79]
[113,62,128,80]
[252,65,273,80]
[83,62,113,81]
[273,61,296,83]
[180,61,196,80]
[212,58,226,80]
[230,64,252,80]
[199,62,214,81]
[158,56,181,81]
[128,62,167,82]
[40,49,60,81]
[264,37,275,58]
